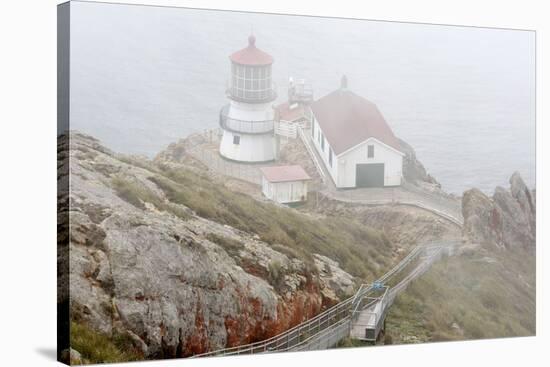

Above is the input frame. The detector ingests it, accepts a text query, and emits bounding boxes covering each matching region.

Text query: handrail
[297,125,326,183]
[195,294,357,357]
[193,241,455,358]
[219,106,274,135]
[283,317,351,352]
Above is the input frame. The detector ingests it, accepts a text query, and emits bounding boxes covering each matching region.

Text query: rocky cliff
[462,172,536,250]
[398,138,441,189]
[385,172,536,344]
[59,132,359,360]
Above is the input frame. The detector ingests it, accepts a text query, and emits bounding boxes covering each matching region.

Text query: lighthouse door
[356,163,384,188]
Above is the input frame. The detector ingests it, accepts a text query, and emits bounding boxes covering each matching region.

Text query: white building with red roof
[310,76,405,188]
[219,35,278,162]
[260,165,311,204]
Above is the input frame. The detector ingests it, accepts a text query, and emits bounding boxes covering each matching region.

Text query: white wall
[339,138,403,187]
[219,130,276,162]
[311,117,403,188]
[220,100,277,162]
[311,116,339,185]
[262,178,308,203]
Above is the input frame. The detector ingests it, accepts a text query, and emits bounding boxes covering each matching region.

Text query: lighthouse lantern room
[219,35,278,162]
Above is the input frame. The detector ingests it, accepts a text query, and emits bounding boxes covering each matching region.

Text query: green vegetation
[146,165,393,280]
[336,337,370,348]
[117,154,161,173]
[205,233,244,257]
[267,260,285,290]
[111,175,191,221]
[112,176,159,210]
[70,321,143,364]
[271,244,302,260]
[386,247,536,343]
[107,154,397,280]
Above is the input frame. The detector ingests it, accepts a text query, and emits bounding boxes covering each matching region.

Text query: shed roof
[311,87,402,155]
[230,35,274,66]
[260,165,311,183]
[274,102,307,122]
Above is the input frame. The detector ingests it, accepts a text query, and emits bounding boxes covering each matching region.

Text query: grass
[267,260,285,290]
[111,175,191,221]
[271,244,302,260]
[111,176,159,210]
[386,246,536,343]
[335,337,369,348]
[70,321,143,364]
[146,165,393,280]
[205,233,244,257]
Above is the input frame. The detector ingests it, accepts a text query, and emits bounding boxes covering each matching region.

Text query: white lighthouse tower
[219,35,278,162]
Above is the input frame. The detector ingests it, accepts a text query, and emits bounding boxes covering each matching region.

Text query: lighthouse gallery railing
[219,106,275,134]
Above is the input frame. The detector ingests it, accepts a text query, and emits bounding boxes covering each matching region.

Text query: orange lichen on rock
[183,302,210,357]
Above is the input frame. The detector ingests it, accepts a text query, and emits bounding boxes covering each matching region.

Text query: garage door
[356,163,384,188]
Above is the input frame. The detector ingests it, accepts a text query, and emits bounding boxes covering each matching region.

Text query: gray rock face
[398,138,440,188]
[61,132,355,358]
[462,172,535,249]
[59,348,82,365]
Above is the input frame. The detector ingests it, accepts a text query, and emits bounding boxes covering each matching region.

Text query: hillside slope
[59,132,407,362]
[385,173,535,343]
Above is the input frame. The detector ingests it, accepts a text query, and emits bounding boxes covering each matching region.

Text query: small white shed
[259,165,311,204]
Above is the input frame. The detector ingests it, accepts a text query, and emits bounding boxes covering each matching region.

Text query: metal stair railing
[193,240,457,357]
[194,293,358,357]
[297,125,326,183]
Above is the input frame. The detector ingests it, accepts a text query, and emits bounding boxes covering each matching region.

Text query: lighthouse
[219,35,278,162]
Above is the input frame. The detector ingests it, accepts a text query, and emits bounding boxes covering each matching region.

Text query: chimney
[340,75,348,90]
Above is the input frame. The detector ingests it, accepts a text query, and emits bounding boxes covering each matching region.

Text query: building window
[368,145,374,158]
[321,134,325,151]
[233,135,241,145]
[329,148,333,167]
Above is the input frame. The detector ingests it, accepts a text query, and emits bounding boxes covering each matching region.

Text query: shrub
[336,337,367,348]
[271,244,301,260]
[268,260,285,290]
[111,176,191,221]
[148,165,390,280]
[70,321,143,364]
[111,176,159,210]
[206,233,244,257]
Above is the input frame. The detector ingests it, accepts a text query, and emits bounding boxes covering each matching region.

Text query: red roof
[229,35,274,66]
[275,102,306,122]
[311,89,402,155]
[260,165,311,183]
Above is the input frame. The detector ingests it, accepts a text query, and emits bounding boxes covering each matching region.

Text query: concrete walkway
[323,185,463,226]
[299,127,463,226]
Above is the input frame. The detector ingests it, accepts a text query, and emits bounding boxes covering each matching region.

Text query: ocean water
[69,2,535,195]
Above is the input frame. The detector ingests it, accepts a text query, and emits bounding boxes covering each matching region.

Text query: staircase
[194,240,459,357]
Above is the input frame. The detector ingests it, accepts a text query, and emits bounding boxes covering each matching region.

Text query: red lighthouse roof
[230,35,274,66]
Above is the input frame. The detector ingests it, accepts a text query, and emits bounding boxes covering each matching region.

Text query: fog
[68,1,535,194]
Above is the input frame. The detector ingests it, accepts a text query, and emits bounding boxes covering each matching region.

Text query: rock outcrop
[462,172,535,249]
[60,132,356,359]
[398,138,440,189]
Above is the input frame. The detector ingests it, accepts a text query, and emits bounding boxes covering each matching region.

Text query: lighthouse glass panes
[230,64,274,102]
